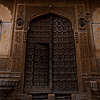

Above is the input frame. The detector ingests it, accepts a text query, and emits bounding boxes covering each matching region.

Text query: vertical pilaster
[11,4,26,94]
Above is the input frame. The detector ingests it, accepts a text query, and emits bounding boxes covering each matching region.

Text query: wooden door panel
[24,14,78,94]
[24,15,52,93]
[52,15,78,93]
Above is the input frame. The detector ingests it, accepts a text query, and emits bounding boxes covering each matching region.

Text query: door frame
[22,11,81,94]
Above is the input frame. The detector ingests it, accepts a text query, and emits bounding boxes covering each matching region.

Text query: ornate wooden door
[24,14,78,94]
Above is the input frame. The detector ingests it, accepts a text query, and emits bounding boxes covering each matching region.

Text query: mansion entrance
[24,14,78,99]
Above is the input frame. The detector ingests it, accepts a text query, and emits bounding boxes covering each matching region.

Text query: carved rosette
[77,5,86,31]
[16,5,25,30]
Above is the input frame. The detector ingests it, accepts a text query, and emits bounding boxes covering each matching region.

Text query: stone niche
[0,4,12,57]
[0,4,12,72]
[92,8,100,57]
[92,8,100,72]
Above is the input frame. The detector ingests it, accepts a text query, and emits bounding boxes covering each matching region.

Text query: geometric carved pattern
[12,32,22,72]
[81,60,91,73]
[12,5,25,72]
[80,45,89,58]
[25,5,76,31]
[25,15,51,92]
[25,14,78,93]
[79,33,91,73]
[77,5,91,73]
[80,33,88,44]
[90,59,96,73]
[33,43,49,86]
[77,5,91,74]
[52,15,78,93]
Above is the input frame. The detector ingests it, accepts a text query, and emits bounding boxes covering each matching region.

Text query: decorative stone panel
[76,5,86,31]
[25,4,76,29]
[12,32,23,72]
[12,4,25,72]
[0,72,21,97]
[16,5,25,30]
[0,58,8,71]
[79,32,91,73]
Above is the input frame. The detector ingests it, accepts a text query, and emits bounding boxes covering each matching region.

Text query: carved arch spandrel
[23,11,77,69]
[24,5,76,31]
[26,11,75,29]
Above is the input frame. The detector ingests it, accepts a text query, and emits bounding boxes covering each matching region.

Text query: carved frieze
[15,94,32,100]
[0,72,21,97]
[25,5,76,29]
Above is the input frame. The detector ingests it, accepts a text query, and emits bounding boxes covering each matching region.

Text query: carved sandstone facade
[0,0,100,100]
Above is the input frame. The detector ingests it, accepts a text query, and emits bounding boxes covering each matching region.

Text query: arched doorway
[24,14,78,95]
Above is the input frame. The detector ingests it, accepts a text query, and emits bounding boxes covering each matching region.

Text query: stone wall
[0,0,15,71]
[0,0,100,100]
